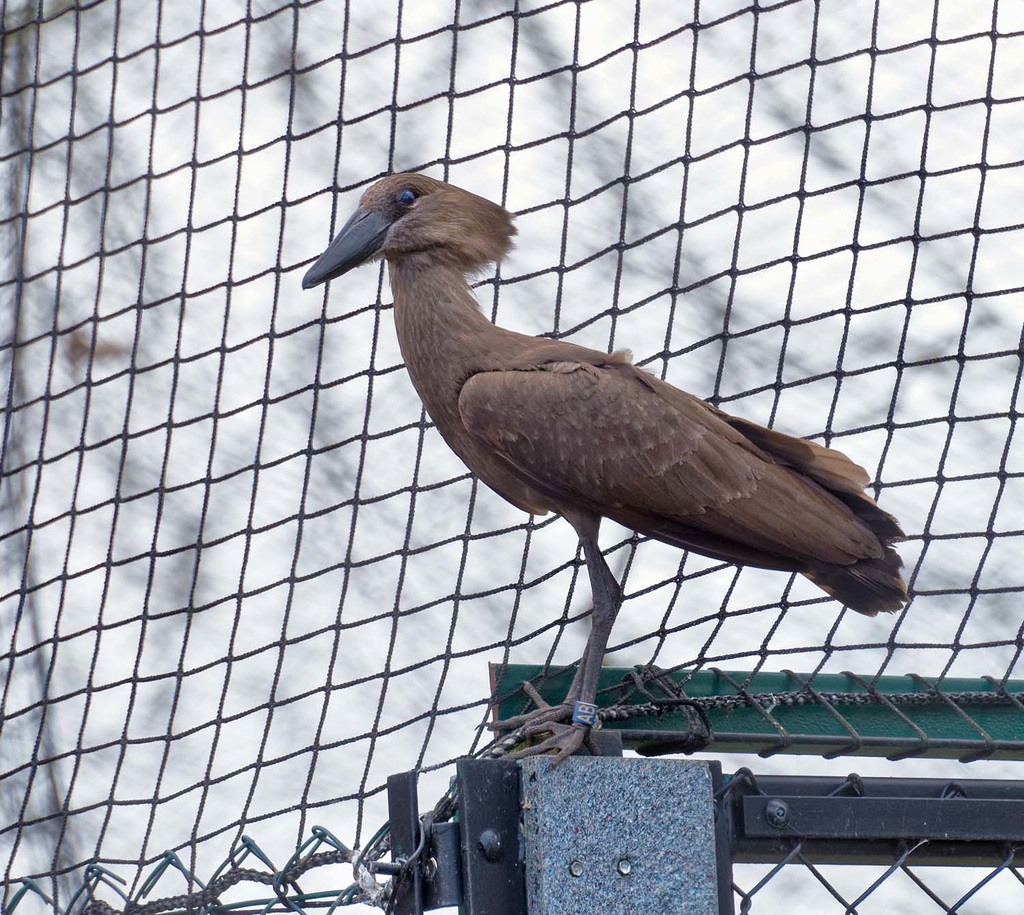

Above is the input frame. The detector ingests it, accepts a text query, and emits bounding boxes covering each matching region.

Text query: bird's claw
[487,703,569,732]
[488,679,570,732]
[505,720,597,766]
[489,681,598,765]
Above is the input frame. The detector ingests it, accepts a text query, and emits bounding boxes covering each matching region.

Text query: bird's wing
[712,411,904,543]
[716,413,868,493]
[458,360,884,567]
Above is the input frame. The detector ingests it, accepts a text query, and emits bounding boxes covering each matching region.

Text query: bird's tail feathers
[803,548,908,616]
[832,489,906,544]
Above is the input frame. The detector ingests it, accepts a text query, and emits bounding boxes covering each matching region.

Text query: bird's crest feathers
[361,173,516,273]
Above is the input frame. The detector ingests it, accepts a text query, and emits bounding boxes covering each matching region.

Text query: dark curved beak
[302,206,390,289]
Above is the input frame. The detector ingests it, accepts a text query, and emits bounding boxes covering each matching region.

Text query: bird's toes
[502,721,592,766]
[519,680,552,709]
[488,702,572,733]
[488,679,586,733]
[547,726,589,767]
[521,718,569,741]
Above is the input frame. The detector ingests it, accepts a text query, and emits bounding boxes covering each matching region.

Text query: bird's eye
[396,189,416,206]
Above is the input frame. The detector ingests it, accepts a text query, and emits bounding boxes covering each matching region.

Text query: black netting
[2,0,1023,911]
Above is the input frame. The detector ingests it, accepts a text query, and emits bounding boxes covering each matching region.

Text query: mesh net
[2,0,1023,910]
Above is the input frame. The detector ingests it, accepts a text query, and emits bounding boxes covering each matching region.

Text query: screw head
[478,828,503,862]
[617,857,632,876]
[765,798,790,829]
[569,859,584,877]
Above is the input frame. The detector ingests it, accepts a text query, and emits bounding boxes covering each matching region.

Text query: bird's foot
[488,680,567,730]
[489,681,599,766]
[489,680,576,730]
[505,720,596,765]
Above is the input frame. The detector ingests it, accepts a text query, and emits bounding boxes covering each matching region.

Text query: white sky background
[2,0,1024,910]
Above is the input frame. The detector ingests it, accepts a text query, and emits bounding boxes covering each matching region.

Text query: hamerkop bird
[303,173,907,762]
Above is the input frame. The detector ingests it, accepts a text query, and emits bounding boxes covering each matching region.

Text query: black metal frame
[720,770,1024,868]
[387,761,1024,914]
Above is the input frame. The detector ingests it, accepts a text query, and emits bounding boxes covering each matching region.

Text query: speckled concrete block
[521,757,719,915]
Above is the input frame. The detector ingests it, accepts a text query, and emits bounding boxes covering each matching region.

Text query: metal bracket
[456,758,527,915]
[724,773,1024,867]
[385,772,463,914]
[387,771,423,914]
[743,794,1024,841]
[425,822,462,909]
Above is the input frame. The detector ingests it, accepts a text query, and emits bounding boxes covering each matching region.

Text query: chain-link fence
[719,769,1024,914]
[2,0,1023,911]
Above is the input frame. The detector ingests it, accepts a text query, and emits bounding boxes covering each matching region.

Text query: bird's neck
[388,258,517,390]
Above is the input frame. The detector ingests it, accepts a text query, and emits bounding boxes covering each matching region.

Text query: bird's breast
[391,298,553,516]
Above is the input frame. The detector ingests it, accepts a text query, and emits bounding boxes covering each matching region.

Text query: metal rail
[492,665,1024,761]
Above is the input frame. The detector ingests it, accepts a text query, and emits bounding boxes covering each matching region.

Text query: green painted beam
[490,665,1024,761]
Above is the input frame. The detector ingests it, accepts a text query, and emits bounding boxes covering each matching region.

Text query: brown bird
[303,173,907,763]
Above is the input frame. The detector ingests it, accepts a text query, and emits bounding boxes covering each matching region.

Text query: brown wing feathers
[459,360,907,615]
[720,413,905,544]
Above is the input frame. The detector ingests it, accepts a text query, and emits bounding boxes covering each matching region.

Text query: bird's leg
[490,531,623,765]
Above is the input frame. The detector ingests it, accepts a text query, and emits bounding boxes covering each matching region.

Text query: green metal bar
[490,665,1024,760]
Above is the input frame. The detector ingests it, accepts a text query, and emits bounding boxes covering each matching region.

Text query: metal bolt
[616,857,632,876]
[569,859,584,877]
[765,798,790,829]
[478,828,503,862]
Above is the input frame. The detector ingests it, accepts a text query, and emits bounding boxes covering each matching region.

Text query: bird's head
[301,173,516,289]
